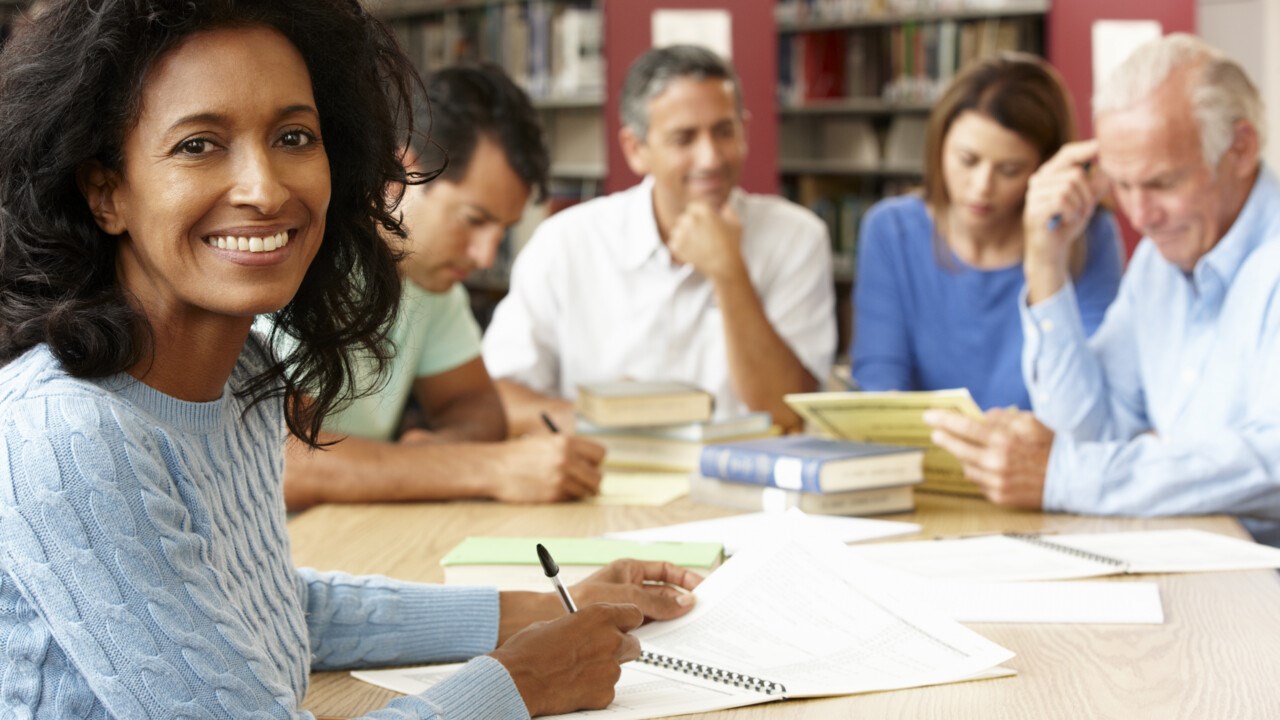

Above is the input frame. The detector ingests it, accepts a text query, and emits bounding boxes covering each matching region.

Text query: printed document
[353,527,1013,718]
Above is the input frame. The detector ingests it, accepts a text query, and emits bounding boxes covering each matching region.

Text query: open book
[353,528,1014,718]
[785,389,984,495]
[847,529,1280,582]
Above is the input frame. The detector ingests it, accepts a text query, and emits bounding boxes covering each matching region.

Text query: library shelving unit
[368,0,607,323]
[775,0,1049,357]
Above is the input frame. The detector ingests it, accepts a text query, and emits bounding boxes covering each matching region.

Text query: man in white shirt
[483,45,835,434]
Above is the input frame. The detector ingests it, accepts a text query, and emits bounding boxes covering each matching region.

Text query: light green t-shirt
[261,281,482,441]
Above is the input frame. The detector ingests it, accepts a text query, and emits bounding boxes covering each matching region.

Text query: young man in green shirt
[276,64,605,509]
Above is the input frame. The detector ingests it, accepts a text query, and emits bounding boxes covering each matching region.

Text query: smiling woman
[0,3,702,718]
[0,1,408,445]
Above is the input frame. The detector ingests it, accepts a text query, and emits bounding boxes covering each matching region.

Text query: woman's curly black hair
[0,0,421,448]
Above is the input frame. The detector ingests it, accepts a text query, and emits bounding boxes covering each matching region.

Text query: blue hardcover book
[698,436,923,493]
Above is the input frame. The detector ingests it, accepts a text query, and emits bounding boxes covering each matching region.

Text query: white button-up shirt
[483,176,835,418]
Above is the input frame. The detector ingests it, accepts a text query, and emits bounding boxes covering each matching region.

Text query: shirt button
[1039,319,1055,333]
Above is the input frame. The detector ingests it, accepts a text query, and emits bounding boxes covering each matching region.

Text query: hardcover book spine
[698,446,823,492]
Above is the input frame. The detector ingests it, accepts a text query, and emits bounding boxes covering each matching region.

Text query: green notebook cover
[440,536,724,569]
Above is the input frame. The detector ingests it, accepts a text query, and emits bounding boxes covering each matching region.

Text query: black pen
[540,411,560,434]
[536,543,577,613]
[1046,159,1093,231]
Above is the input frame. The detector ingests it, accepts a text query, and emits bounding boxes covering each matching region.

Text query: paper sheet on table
[585,470,690,506]
[874,573,1165,624]
[847,529,1280,582]
[605,508,919,555]
[354,520,1013,719]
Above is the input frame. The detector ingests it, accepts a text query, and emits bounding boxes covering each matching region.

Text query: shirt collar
[1192,164,1279,288]
[621,175,666,270]
[619,175,747,270]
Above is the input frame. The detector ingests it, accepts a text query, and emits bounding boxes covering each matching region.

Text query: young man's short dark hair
[412,63,550,202]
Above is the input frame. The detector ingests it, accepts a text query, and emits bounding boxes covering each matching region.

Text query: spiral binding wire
[1004,533,1130,572]
[638,649,787,696]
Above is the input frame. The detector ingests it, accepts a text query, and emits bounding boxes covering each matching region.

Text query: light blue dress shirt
[1021,166,1280,545]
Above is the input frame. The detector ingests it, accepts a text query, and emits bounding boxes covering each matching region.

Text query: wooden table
[292,494,1280,719]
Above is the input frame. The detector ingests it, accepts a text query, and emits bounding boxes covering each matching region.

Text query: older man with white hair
[925,33,1280,544]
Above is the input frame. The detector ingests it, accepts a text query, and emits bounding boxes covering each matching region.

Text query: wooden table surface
[291,493,1280,719]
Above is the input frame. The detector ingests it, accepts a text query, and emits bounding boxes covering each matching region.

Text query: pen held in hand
[1046,159,1094,231]
[536,543,578,613]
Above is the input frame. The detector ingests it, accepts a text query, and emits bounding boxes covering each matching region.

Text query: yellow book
[784,389,984,496]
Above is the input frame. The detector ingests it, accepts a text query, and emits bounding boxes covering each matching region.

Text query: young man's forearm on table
[283,433,510,509]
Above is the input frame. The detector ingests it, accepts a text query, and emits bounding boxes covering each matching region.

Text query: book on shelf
[848,529,1280,583]
[690,473,915,516]
[550,6,603,97]
[698,435,924,493]
[440,536,724,592]
[786,388,984,496]
[820,118,879,165]
[576,380,713,428]
[884,115,928,167]
[355,527,1015,719]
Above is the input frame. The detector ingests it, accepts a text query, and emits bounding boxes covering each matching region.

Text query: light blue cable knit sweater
[0,340,530,719]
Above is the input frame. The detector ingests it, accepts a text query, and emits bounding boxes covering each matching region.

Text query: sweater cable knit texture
[0,340,529,719]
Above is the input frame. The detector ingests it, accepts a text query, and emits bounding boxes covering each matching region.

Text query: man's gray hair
[1094,33,1264,168]
[619,44,743,139]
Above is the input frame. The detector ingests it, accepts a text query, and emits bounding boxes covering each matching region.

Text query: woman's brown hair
[923,52,1088,274]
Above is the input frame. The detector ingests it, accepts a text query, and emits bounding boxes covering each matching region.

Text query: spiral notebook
[352,527,1015,719]
[847,529,1280,583]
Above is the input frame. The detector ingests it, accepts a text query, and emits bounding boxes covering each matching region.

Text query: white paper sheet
[353,521,1012,719]
[848,529,1280,582]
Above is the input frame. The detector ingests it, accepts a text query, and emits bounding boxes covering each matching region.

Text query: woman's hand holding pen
[1023,140,1109,303]
[491,559,702,716]
[490,603,644,716]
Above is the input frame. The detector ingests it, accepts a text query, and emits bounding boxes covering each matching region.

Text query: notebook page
[1050,529,1280,573]
[352,662,773,720]
[846,535,1116,582]
[632,528,1014,697]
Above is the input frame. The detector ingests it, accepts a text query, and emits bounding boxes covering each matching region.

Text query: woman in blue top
[0,1,697,718]
[853,53,1124,410]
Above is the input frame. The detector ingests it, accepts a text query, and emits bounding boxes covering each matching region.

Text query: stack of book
[693,435,923,516]
[576,380,714,428]
[577,412,777,472]
[575,381,780,472]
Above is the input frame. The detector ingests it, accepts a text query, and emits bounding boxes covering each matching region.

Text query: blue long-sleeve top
[0,340,529,719]
[852,195,1124,410]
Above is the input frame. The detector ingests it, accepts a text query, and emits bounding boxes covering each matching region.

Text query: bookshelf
[776,0,1049,360]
